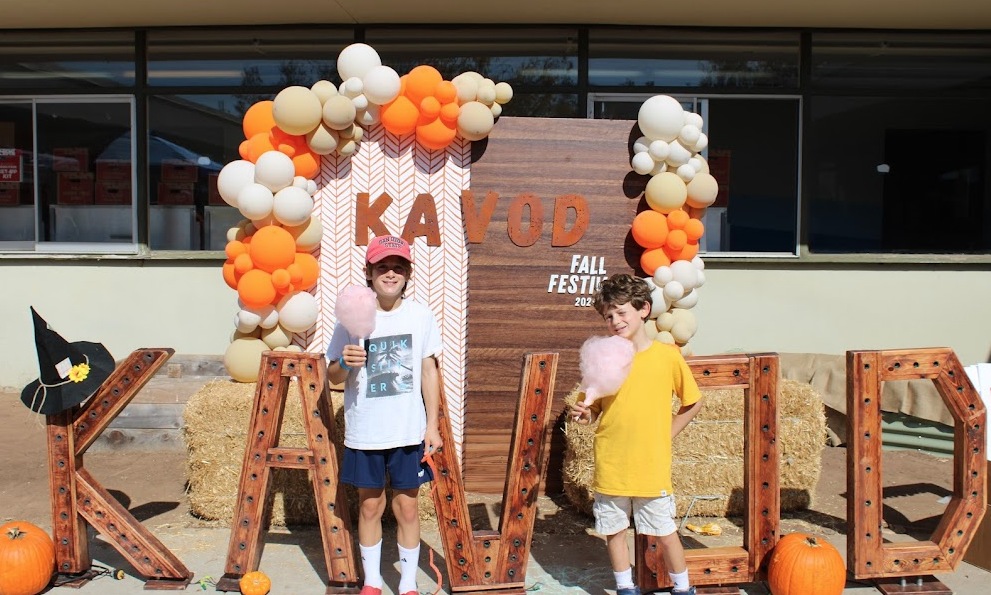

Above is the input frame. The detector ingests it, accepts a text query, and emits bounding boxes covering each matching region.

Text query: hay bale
[562,379,827,518]
[184,379,436,525]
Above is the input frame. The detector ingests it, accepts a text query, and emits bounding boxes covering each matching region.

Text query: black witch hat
[20,307,115,415]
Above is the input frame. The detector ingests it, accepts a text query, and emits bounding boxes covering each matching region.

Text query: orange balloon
[225,239,247,260]
[222,259,238,290]
[667,209,690,230]
[439,102,460,126]
[640,247,672,276]
[381,96,419,135]
[243,132,276,163]
[416,118,457,150]
[420,96,441,120]
[287,263,303,285]
[292,252,319,291]
[249,226,296,273]
[234,252,254,275]
[684,218,705,241]
[238,139,251,160]
[405,65,443,106]
[271,128,303,158]
[631,210,669,249]
[292,150,319,179]
[666,229,688,251]
[665,241,699,263]
[237,269,276,309]
[243,101,276,139]
[271,268,291,291]
[435,81,457,104]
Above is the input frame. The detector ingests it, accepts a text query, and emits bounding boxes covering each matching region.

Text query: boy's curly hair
[593,273,652,317]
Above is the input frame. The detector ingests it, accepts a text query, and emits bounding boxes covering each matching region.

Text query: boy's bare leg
[606,530,632,571]
[657,530,688,574]
[392,488,421,548]
[358,487,388,545]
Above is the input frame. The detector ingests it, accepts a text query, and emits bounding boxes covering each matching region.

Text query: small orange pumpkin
[239,570,271,595]
[0,521,56,595]
[767,533,846,595]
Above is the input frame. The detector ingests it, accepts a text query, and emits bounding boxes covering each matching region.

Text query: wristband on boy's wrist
[339,356,352,370]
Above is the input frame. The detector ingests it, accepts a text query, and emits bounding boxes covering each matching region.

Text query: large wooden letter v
[431,352,559,595]
[47,348,193,589]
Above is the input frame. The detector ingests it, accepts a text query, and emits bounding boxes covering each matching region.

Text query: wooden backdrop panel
[466,117,642,493]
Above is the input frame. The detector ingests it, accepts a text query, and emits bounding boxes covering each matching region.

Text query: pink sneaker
[400,591,418,595]
[360,587,382,595]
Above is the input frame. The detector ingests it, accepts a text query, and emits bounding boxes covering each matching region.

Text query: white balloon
[670,259,698,290]
[694,133,709,152]
[272,186,314,227]
[679,124,701,147]
[337,43,382,81]
[342,77,364,98]
[259,307,279,329]
[638,95,685,142]
[692,255,706,270]
[254,151,295,193]
[684,112,704,129]
[649,161,668,176]
[235,308,261,333]
[633,136,651,154]
[676,163,696,182]
[292,176,308,189]
[631,152,655,175]
[649,286,670,319]
[648,140,670,162]
[306,180,318,196]
[675,289,700,310]
[362,65,401,105]
[237,183,275,221]
[662,280,685,301]
[351,93,369,111]
[665,139,692,167]
[217,160,256,207]
[653,265,674,286]
[695,270,706,288]
[689,156,704,173]
[357,104,381,126]
[277,291,319,333]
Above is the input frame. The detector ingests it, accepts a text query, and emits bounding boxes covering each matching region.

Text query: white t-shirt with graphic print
[326,298,442,450]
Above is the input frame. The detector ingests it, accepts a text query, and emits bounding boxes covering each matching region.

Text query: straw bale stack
[562,378,827,518]
[183,379,434,525]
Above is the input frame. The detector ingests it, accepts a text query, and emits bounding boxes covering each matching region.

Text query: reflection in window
[149,96,239,250]
[35,101,134,246]
[148,29,352,87]
[809,96,991,253]
[365,28,578,86]
[811,32,991,91]
[0,31,135,90]
[589,28,799,89]
[0,102,35,246]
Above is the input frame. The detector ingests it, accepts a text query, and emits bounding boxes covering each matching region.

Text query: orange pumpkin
[239,570,271,595]
[767,533,846,595]
[0,522,55,595]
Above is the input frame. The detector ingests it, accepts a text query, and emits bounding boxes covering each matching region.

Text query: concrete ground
[2,378,990,595]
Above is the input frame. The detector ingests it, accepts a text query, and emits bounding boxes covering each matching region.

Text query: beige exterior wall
[3,262,988,389]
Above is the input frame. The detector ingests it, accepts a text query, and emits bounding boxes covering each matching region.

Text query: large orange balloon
[684,218,705,241]
[243,101,276,139]
[631,210,669,249]
[237,269,276,309]
[290,252,319,291]
[241,132,276,163]
[416,118,457,150]
[666,229,688,251]
[405,65,442,106]
[249,226,296,273]
[225,239,247,260]
[435,80,457,104]
[381,96,419,135]
[640,247,672,276]
[667,208,690,230]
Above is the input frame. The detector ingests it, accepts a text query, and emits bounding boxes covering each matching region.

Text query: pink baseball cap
[365,235,413,264]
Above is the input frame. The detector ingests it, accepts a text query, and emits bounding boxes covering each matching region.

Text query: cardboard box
[53,148,88,172]
[964,460,991,571]
[157,182,195,205]
[95,180,132,205]
[96,160,131,182]
[161,160,198,183]
[57,172,94,205]
[0,181,19,205]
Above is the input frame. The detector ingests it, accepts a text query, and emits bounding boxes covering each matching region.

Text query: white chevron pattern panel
[310,126,470,460]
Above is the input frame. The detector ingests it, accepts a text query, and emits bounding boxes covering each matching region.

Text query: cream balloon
[322,95,357,131]
[284,217,324,251]
[277,291,319,333]
[272,185,314,227]
[261,324,293,349]
[686,173,720,209]
[306,123,340,155]
[494,82,514,104]
[311,79,340,104]
[457,101,495,141]
[272,86,323,136]
[644,171,688,213]
[224,338,269,383]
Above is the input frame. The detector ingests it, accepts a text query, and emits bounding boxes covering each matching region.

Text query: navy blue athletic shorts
[341,443,434,490]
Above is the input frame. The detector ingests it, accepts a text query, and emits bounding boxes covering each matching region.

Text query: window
[0,31,135,90]
[593,94,800,255]
[0,97,136,251]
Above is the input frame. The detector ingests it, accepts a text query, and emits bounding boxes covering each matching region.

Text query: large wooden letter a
[431,352,559,595]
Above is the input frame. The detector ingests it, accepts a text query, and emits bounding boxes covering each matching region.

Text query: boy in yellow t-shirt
[571,273,703,595]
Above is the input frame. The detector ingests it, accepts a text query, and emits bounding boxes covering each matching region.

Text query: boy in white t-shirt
[327,235,443,595]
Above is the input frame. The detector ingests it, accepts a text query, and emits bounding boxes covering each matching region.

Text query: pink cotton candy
[335,285,377,339]
[579,335,636,407]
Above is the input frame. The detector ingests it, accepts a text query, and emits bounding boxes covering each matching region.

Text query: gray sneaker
[616,587,641,595]
[671,587,696,595]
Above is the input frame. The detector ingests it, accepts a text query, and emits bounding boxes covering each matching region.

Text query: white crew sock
[359,540,383,589]
[398,543,421,593]
[669,568,690,591]
[614,567,635,589]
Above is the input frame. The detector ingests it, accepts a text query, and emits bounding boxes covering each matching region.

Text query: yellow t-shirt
[590,342,702,497]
